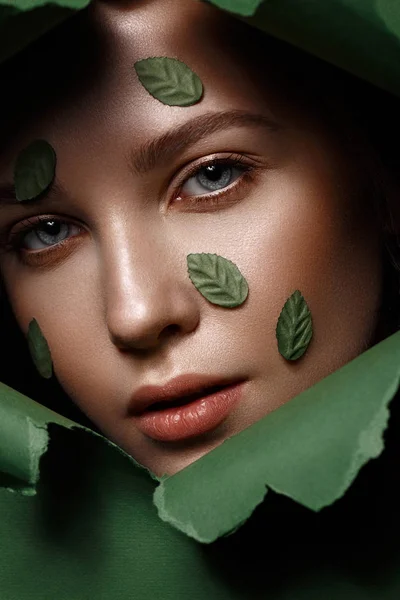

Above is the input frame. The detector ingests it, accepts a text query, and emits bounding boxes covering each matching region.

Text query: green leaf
[134,57,203,107]
[27,318,53,379]
[154,331,400,543]
[14,139,56,202]
[276,290,313,360]
[187,253,249,307]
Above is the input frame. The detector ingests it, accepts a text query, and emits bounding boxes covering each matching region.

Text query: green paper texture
[0,333,399,598]
[208,0,400,97]
[0,381,141,495]
[205,0,263,17]
[2,1,400,98]
[0,0,90,65]
[239,0,400,98]
[1,1,400,598]
[155,332,400,542]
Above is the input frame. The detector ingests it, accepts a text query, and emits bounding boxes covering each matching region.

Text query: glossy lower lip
[134,381,245,442]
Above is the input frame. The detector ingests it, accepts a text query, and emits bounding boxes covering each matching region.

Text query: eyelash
[6,216,72,248]
[2,154,259,259]
[173,153,256,209]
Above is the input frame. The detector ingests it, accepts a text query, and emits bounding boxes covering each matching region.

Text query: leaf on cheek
[27,318,53,379]
[187,253,249,308]
[276,290,313,361]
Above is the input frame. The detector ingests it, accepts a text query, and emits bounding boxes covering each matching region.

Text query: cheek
[0,152,382,431]
[230,159,382,392]
[2,262,124,430]
[1,251,107,386]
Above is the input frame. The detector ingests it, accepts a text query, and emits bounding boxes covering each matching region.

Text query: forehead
[0,0,276,141]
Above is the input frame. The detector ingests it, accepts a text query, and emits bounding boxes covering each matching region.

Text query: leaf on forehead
[14,139,56,202]
[27,318,53,380]
[276,290,313,361]
[187,253,249,308]
[134,57,203,107]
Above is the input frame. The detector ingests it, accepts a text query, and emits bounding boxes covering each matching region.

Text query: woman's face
[0,0,382,475]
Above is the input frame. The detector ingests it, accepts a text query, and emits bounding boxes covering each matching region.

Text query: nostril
[106,286,200,351]
[109,322,182,352]
[159,323,181,340]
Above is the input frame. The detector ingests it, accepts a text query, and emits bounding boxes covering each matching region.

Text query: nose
[105,243,200,352]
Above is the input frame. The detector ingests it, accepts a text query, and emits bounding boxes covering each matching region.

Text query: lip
[130,374,246,442]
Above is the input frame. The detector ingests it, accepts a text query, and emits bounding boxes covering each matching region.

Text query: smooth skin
[0,0,382,475]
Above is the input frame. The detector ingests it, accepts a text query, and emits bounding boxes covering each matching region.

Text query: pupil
[42,220,61,235]
[204,165,224,181]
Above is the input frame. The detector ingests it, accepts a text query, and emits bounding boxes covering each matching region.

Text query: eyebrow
[0,110,280,209]
[130,109,281,175]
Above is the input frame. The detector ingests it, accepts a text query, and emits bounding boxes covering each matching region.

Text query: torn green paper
[0,334,400,599]
[0,1,400,597]
[216,0,400,98]
[0,381,142,495]
[1,323,399,550]
[0,0,90,65]
[0,382,77,495]
[154,331,400,543]
[0,415,237,600]
[205,0,263,17]
[2,0,400,99]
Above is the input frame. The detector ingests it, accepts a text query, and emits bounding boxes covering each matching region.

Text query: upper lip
[129,373,244,415]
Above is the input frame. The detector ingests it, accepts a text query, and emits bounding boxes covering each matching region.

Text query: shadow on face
[0,0,398,473]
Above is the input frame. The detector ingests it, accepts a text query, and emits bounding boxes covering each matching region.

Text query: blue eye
[182,163,244,196]
[21,219,81,250]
